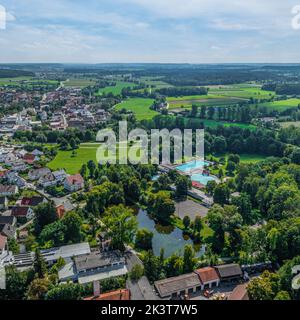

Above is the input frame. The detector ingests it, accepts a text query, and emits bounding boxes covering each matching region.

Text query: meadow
[48,142,145,174]
[257,98,300,112]
[279,121,300,128]
[95,81,134,95]
[115,97,158,120]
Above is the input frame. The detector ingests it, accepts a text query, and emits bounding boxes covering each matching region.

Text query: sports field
[115,97,158,120]
[48,142,145,174]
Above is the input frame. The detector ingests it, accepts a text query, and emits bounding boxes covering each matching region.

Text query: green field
[63,78,96,88]
[258,98,300,112]
[140,76,172,89]
[167,84,275,110]
[95,81,134,95]
[115,97,158,120]
[48,142,145,174]
[201,119,256,130]
[279,121,300,128]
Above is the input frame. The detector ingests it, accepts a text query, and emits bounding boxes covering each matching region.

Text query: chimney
[93,280,100,297]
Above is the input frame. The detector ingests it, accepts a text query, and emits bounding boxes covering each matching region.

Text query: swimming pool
[191,173,217,186]
[175,160,210,173]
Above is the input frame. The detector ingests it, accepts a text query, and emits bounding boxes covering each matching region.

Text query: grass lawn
[257,98,300,112]
[140,76,172,89]
[209,153,266,164]
[115,97,158,120]
[48,142,145,174]
[95,81,134,95]
[63,78,96,88]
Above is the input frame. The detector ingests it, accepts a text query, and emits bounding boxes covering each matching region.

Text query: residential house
[0,196,8,210]
[0,185,18,196]
[6,172,26,188]
[38,173,57,188]
[0,223,16,239]
[64,173,84,192]
[0,234,7,252]
[23,153,38,165]
[194,267,220,290]
[10,160,28,172]
[154,273,202,299]
[31,149,44,157]
[28,167,51,180]
[20,196,46,207]
[11,206,34,220]
[52,169,67,182]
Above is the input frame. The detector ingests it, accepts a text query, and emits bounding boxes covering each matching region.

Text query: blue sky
[0,0,300,63]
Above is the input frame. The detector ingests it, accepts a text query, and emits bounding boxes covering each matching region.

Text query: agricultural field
[63,78,96,88]
[139,76,172,89]
[167,95,245,109]
[95,81,134,95]
[115,97,158,120]
[257,98,300,112]
[167,84,275,110]
[0,77,59,87]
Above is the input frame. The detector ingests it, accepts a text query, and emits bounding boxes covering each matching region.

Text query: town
[0,62,299,302]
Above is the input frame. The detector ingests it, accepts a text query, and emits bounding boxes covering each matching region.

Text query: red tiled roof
[11,206,30,217]
[21,196,44,206]
[228,284,249,300]
[84,289,130,301]
[23,154,35,161]
[194,267,220,284]
[0,234,7,250]
[192,181,205,189]
[66,173,84,185]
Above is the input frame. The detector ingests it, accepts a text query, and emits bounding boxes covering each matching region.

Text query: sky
[0,0,300,63]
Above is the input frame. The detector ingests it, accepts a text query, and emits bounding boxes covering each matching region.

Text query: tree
[34,202,58,235]
[39,220,66,246]
[148,191,175,223]
[247,271,280,300]
[45,283,84,300]
[62,211,82,243]
[33,249,47,279]
[232,193,253,224]
[135,228,153,251]
[183,216,191,229]
[213,183,230,205]
[291,148,300,164]
[226,161,236,175]
[193,216,203,233]
[274,291,291,300]
[228,154,240,164]
[143,251,162,282]
[87,160,96,178]
[26,277,51,300]
[79,164,87,179]
[102,205,137,251]
[175,175,192,199]
[129,264,144,281]
[206,180,217,196]
[0,267,34,300]
[183,245,196,273]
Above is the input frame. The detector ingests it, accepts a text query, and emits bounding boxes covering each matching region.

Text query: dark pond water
[136,209,205,258]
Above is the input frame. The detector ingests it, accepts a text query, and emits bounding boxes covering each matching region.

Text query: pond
[136,209,205,258]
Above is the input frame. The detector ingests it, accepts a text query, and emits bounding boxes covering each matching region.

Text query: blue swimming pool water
[175,160,210,173]
[191,173,217,186]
